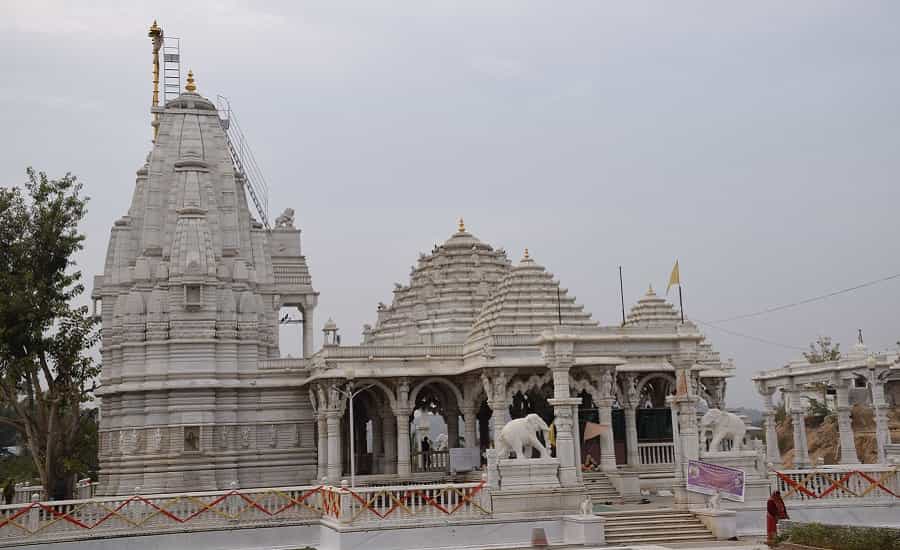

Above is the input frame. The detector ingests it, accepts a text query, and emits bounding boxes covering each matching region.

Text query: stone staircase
[597,508,716,546]
[582,471,620,503]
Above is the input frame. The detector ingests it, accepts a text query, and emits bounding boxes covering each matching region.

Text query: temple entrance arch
[635,373,675,446]
[339,382,396,476]
[408,378,464,472]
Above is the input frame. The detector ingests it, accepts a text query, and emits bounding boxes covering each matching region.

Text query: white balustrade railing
[771,465,900,502]
[0,485,323,544]
[0,480,491,545]
[321,481,489,525]
[638,442,675,465]
[411,450,450,473]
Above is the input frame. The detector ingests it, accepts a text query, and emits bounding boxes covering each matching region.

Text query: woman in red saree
[766,490,789,545]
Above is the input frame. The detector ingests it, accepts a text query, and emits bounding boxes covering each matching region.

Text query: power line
[694,319,807,352]
[712,271,900,323]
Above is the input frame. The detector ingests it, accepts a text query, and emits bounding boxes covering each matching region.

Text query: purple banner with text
[686,459,745,502]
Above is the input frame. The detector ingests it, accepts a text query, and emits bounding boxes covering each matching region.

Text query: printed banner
[686,459,745,502]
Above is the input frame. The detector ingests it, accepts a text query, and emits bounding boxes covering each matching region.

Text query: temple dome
[467,250,596,343]
[363,220,511,346]
[625,285,682,326]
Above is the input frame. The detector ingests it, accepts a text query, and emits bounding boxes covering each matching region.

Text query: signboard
[449,447,481,473]
[686,459,745,502]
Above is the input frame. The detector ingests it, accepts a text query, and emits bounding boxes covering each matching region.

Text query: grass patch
[784,522,900,550]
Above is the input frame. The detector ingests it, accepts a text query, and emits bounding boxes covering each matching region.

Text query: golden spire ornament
[523,248,530,261]
[458,217,465,233]
[185,70,197,92]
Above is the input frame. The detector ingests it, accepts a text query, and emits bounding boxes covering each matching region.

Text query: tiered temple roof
[625,286,684,327]
[467,250,596,343]
[363,220,512,345]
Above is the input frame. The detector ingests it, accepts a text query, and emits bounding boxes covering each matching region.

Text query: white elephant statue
[699,408,746,452]
[495,413,551,459]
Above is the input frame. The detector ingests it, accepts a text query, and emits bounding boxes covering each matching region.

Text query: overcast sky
[3,1,899,408]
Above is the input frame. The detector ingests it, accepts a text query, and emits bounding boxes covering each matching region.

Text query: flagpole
[678,284,684,324]
[618,266,626,326]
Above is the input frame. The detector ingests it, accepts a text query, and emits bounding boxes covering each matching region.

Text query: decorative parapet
[259,357,309,371]
[317,344,463,360]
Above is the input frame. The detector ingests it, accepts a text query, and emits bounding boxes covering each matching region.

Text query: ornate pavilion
[305,220,736,489]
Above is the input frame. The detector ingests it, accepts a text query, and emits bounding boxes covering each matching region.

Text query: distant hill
[777,404,900,466]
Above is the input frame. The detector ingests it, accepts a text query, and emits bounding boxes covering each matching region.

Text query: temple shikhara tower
[92,25,318,494]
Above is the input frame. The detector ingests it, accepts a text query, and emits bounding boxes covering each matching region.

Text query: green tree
[0,168,99,499]
[803,336,841,363]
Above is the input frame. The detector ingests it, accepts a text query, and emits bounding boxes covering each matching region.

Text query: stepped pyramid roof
[363,219,512,345]
[467,250,596,343]
[625,285,683,327]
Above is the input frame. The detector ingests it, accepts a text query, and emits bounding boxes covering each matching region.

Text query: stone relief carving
[184,426,200,453]
[149,428,163,453]
[240,426,252,449]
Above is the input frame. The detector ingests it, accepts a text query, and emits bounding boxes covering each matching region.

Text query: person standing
[421,436,432,470]
[766,490,789,545]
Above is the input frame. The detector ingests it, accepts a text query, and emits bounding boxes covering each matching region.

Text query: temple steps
[597,508,716,545]
[582,472,620,502]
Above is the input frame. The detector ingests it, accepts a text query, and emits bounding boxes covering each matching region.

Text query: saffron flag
[667,260,680,294]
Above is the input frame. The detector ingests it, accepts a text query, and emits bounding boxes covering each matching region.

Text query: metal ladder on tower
[162,35,181,103]
[216,95,271,229]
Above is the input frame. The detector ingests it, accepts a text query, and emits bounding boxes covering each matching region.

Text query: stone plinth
[498,457,560,490]
[699,450,766,478]
[694,509,737,540]
[562,514,606,546]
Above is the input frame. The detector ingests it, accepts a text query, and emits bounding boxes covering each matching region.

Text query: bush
[785,522,900,550]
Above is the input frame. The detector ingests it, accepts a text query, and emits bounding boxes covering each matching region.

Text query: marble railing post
[382,413,397,474]
[316,414,328,480]
[758,385,782,466]
[446,409,460,448]
[462,407,478,449]
[396,409,411,477]
[624,406,640,467]
[835,380,860,464]
[325,410,343,482]
[787,390,811,468]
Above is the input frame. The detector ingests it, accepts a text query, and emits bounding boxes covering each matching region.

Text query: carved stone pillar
[325,410,342,481]
[596,397,617,472]
[548,397,581,487]
[372,411,384,473]
[446,409,460,448]
[316,415,328,480]
[482,370,509,444]
[787,390,811,468]
[302,306,314,358]
[548,365,580,486]
[835,381,860,464]
[396,410,411,476]
[758,385,782,466]
[382,413,397,474]
[624,406,639,467]
[462,407,478,449]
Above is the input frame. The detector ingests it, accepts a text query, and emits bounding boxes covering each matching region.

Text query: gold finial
[185,70,197,93]
[148,20,161,36]
[648,283,654,294]
[458,217,465,233]
[523,248,530,261]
